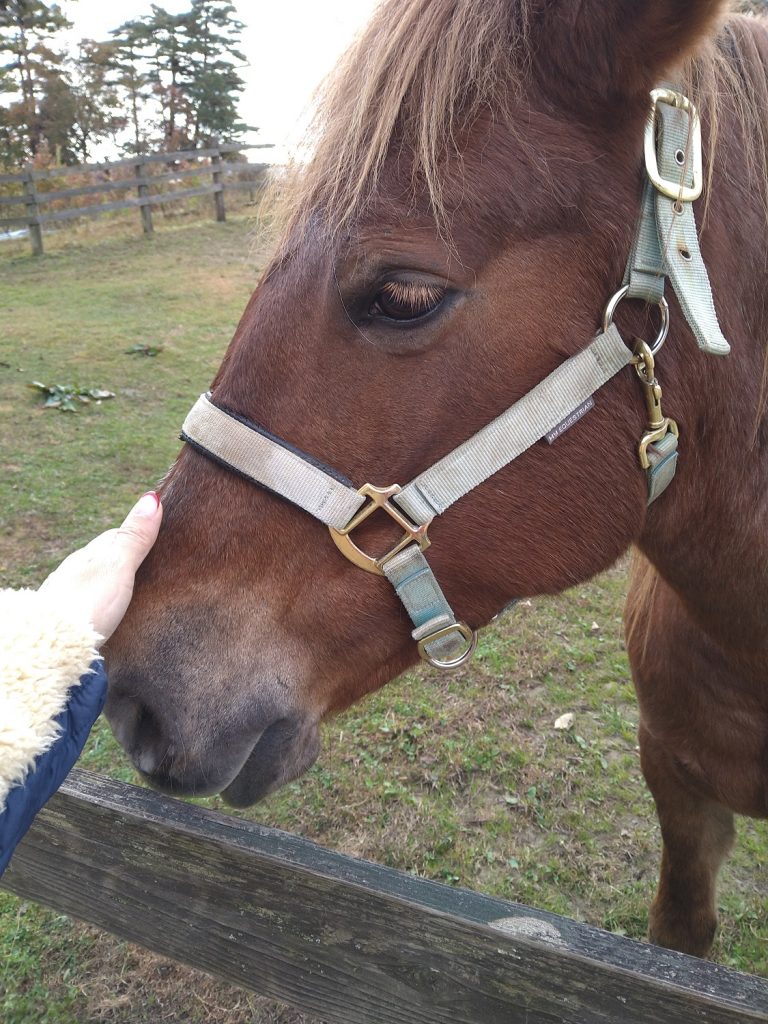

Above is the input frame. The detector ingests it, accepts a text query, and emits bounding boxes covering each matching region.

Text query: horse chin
[220,716,322,808]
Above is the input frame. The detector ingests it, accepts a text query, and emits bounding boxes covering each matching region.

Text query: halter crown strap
[624,88,730,357]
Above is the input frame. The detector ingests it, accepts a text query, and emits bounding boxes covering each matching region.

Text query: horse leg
[625,557,737,957]
[638,722,735,957]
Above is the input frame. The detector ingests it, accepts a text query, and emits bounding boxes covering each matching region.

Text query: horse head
[105,0,737,805]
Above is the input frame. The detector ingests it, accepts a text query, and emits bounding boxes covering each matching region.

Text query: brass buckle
[329,483,432,576]
[644,88,703,203]
[417,622,478,670]
[633,340,679,469]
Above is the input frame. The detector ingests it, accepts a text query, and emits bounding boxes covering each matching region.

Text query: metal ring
[418,622,478,670]
[603,285,670,356]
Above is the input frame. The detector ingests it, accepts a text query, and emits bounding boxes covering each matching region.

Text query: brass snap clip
[329,483,432,576]
[633,340,679,469]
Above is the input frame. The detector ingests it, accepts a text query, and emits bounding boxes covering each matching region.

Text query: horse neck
[638,252,768,652]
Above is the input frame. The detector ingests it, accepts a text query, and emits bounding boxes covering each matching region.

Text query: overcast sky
[62,0,379,159]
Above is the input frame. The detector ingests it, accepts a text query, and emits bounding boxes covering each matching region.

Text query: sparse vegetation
[28,381,115,412]
[1,218,765,1023]
[124,343,164,357]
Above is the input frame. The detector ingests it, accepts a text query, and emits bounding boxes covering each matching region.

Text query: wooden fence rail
[2,769,766,1024]
[0,143,271,254]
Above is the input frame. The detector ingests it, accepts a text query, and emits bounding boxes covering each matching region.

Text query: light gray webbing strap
[382,546,473,665]
[624,93,730,356]
[181,393,365,530]
[653,102,729,356]
[394,325,634,525]
[645,432,679,506]
[180,326,636,665]
[623,179,666,304]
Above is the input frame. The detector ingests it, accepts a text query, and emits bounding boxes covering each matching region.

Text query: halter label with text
[545,396,595,444]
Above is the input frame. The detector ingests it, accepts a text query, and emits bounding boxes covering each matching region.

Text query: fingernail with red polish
[134,491,160,517]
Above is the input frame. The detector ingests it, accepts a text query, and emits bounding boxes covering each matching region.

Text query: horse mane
[685,12,768,226]
[270,1,768,248]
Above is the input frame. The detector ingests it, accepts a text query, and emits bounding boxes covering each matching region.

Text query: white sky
[62,0,379,159]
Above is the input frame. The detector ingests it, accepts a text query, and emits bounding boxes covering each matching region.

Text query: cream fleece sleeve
[0,588,102,812]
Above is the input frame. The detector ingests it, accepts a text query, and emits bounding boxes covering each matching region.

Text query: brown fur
[106,0,768,958]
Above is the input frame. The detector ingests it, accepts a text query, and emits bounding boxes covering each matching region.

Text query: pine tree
[38,69,77,164]
[142,5,194,150]
[0,0,72,162]
[112,1,248,153]
[109,19,155,155]
[182,0,247,147]
[69,40,125,162]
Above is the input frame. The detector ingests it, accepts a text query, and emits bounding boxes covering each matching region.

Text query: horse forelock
[271,0,534,248]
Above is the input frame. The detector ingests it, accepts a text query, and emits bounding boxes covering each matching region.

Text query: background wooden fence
[2,769,767,1024]
[0,142,271,255]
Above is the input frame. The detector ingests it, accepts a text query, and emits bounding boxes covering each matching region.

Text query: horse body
[105,0,768,957]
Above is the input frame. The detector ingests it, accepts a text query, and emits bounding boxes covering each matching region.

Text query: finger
[112,492,163,574]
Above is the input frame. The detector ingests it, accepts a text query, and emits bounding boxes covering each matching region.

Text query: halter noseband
[181,88,729,670]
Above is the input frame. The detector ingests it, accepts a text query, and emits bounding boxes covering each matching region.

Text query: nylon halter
[181,88,729,670]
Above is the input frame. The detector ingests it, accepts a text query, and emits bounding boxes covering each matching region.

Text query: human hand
[38,492,163,641]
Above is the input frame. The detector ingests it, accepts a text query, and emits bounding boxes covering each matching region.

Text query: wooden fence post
[211,146,226,223]
[135,161,153,236]
[23,164,43,256]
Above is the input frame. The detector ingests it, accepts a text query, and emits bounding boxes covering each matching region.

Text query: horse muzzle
[104,676,320,806]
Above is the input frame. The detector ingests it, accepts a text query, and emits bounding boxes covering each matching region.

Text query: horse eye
[369,280,446,322]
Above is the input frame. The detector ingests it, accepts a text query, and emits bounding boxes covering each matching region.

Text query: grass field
[1,216,766,1023]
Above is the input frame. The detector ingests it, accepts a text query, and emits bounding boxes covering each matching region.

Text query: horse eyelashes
[373,280,446,320]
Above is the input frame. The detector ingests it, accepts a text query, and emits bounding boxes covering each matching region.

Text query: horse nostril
[135,701,156,735]
[130,703,168,776]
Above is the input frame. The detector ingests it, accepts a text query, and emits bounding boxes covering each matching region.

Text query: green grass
[1,219,766,1022]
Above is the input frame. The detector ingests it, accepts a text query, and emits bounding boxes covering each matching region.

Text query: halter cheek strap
[180,88,729,670]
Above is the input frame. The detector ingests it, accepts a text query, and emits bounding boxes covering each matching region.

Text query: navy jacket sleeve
[0,661,107,877]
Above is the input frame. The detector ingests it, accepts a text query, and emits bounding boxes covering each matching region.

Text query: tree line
[1,0,766,171]
[0,0,249,169]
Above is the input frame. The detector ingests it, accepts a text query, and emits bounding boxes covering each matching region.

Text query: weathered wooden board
[38,197,146,223]
[147,184,220,205]
[2,770,765,1024]
[139,165,213,186]
[33,178,143,203]
[17,167,251,208]
[20,156,156,179]
[220,142,275,152]
[4,144,252,181]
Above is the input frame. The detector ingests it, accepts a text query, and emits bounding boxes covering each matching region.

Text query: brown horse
[105,0,768,959]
